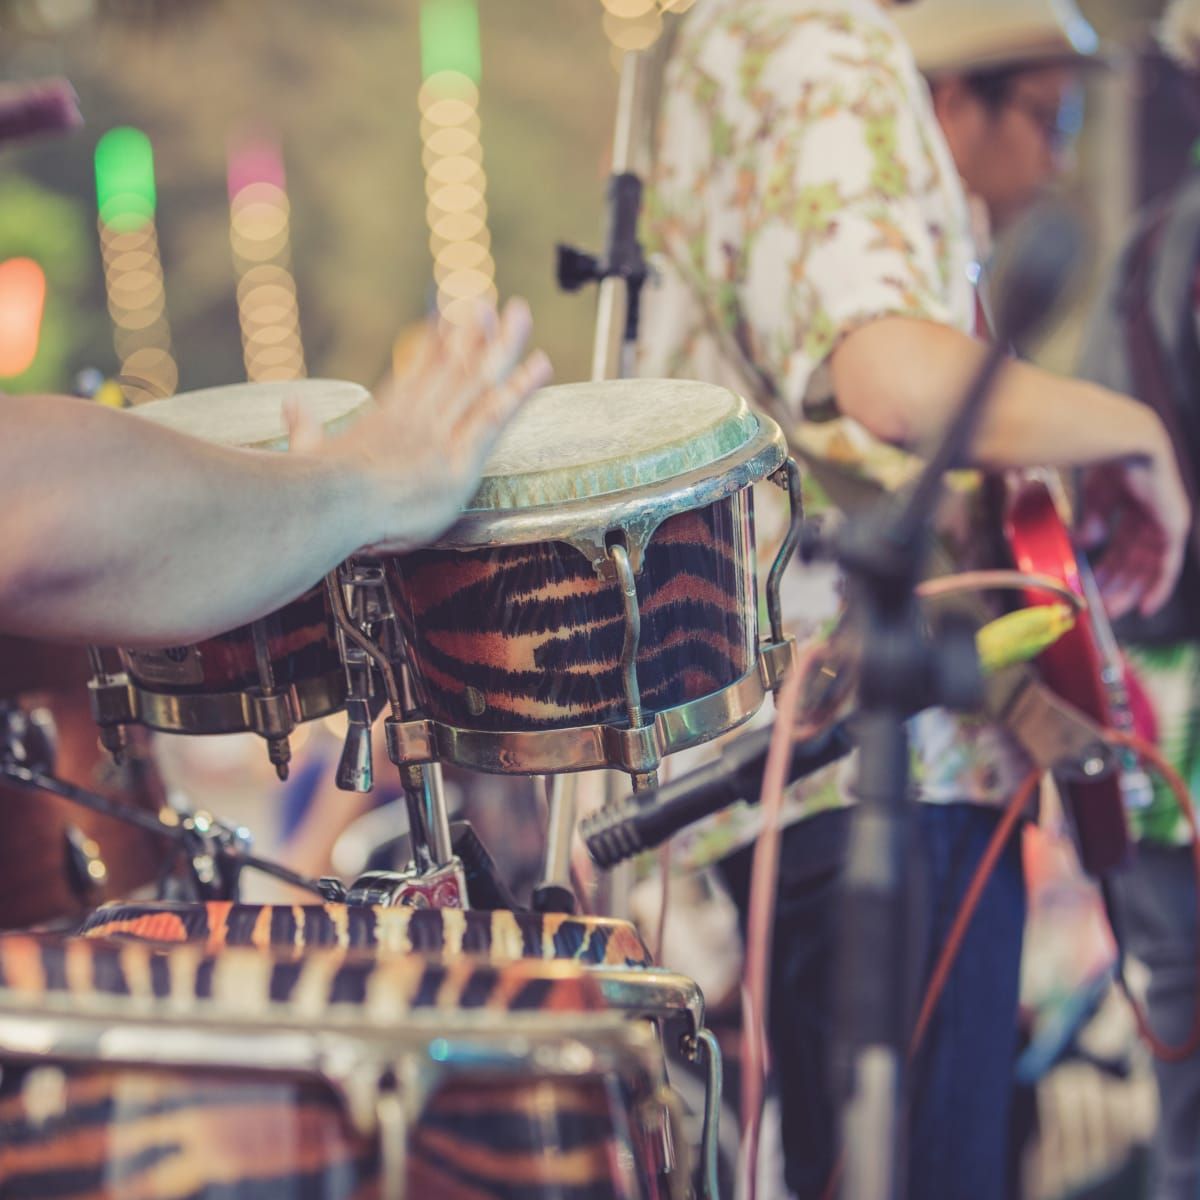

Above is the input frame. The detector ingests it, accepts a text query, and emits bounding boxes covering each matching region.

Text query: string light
[94,127,178,402]
[598,0,690,67]
[419,0,496,326]
[0,257,46,378]
[227,136,306,382]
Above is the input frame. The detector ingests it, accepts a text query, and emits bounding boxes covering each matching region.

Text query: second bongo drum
[381,379,799,783]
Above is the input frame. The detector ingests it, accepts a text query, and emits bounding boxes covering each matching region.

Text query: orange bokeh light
[0,257,46,377]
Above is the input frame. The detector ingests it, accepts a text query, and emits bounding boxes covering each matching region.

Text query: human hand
[289,298,551,554]
[1078,445,1191,620]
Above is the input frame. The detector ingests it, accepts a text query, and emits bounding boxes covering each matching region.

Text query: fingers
[282,395,326,454]
[1140,526,1186,617]
[454,348,553,450]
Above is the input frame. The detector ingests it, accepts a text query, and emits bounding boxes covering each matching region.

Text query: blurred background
[1,3,1194,1196]
[0,0,1176,401]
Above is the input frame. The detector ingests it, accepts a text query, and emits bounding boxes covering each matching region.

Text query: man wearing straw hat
[641,1,1181,1196]
[1078,4,1200,1194]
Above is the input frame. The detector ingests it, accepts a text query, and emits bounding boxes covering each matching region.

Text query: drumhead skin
[129,378,372,450]
[472,378,760,510]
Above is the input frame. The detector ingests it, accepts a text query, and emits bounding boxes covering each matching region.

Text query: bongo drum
[0,934,687,1199]
[380,379,799,786]
[87,380,373,778]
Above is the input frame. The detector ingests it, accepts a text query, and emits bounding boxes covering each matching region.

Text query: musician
[1079,3,1200,1194]
[0,302,550,644]
[641,1,1189,1196]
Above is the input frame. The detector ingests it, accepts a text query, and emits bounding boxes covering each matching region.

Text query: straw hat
[1161,0,1200,72]
[893,0,1101,77]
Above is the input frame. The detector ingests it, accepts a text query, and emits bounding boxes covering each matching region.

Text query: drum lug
[242,687,298,739]
[757,637,796,692]
[602,722,661,775]
[386,715,436,765]
[87,671,137,726]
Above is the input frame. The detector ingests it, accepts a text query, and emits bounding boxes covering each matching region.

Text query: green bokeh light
[420,0,481,84]
[95,126,157,231]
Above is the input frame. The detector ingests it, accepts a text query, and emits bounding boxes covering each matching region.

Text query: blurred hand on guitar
[1078,446,1191,620]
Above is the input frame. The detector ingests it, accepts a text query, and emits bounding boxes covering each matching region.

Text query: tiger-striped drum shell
[0,932,676,1199]
[100,380,374,739]
[388,379,788,741]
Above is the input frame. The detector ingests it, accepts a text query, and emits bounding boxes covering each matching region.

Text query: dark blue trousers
[719,802,1026,1200]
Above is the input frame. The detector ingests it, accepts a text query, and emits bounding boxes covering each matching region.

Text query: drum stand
[326,562,466,909]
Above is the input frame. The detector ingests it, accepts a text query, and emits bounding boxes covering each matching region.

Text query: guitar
[1003,473,1153,875]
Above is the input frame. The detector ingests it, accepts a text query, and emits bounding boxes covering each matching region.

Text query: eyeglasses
[1005,89,1084,153]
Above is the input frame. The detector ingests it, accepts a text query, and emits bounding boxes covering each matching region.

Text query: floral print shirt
[639,0,1033,864]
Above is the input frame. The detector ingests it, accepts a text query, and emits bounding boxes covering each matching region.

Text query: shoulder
[676,0,916,92]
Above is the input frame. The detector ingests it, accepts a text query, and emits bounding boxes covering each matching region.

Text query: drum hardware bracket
[328,562,408,794]
[609,540,659,796]
[345,857,467,909]
[686,1028,724,1200]
[757,637,796,693]
[383,663,787,778]
[250,618,292,780]
[86,669,344,744]
[766,458,805,648]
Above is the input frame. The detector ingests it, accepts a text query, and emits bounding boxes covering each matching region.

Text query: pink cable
[740,653,808,1200]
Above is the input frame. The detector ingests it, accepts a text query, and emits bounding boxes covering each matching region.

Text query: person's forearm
[0,394,370,644]
[831,317,1168,470]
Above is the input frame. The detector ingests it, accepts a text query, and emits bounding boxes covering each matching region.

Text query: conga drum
[0,636,164,930]
[73,899,723,1195]
[379,379,799,786]
[87,380,372,779]
[0,933,686,1199]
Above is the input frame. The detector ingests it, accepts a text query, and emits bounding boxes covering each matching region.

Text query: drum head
[470,379,759,511]
[130,379,372,450]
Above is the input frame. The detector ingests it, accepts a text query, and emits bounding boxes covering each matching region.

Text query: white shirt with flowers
[639,0,1033,867]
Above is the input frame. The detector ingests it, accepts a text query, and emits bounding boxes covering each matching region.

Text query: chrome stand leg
[533,774,579,913]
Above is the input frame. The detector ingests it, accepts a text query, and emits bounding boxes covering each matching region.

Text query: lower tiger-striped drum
[70,900,720,1195]
[87,380,373,777]
[0,934,685,1199]
[381,379,799,781]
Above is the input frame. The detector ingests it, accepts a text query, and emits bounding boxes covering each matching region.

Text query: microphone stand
[827,204,1084,1198]
[539,46,658,916]
[820,349,1002,1200]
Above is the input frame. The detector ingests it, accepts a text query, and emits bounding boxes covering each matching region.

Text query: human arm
[831,316,1189,617]
[0,299,551,644]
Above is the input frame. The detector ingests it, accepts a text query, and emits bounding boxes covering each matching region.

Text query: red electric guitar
[1003,473,1154,875]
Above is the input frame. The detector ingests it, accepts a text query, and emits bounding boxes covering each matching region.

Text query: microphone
[582,718,856,868]
[0,79,83,146]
